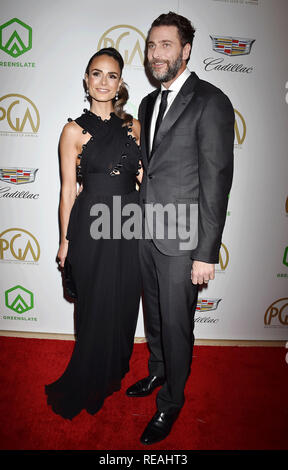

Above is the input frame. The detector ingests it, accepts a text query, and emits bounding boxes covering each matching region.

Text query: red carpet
[0,336,287,451]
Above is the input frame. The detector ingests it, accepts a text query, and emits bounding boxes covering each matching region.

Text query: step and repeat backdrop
[0,0,287,340]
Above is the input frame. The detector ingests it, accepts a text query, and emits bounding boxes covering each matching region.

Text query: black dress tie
[151,89,171,156]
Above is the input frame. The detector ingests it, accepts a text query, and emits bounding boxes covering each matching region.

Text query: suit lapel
[142,89,159,164]
[151,72,199,158]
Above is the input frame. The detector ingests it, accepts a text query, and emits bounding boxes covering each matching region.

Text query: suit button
[148,174,153,179]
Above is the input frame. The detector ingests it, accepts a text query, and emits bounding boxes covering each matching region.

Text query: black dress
[45,110,142,419]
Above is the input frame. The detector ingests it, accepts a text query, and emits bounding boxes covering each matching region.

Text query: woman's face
[85,54,122,103]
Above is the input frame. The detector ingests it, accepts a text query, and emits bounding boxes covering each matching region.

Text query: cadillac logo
[210,35,255,56]
[0,167,38,184]
[196,298,221,312]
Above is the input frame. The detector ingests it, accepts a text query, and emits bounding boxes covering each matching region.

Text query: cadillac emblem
[210,35,255,56]
[196,298,221,312]
[0,167,38,184]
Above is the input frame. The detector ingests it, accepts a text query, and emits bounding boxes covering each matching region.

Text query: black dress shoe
[140,410,180,445]
[126,375,165,397]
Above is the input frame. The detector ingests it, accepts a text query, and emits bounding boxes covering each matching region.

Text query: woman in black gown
[45,48,142,419]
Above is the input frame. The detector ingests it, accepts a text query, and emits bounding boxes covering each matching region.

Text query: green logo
[283,246,288,267]
[5,285,34,314]
[0,18,32,58]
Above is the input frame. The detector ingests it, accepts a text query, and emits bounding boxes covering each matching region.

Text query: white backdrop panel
[0,0,287,340]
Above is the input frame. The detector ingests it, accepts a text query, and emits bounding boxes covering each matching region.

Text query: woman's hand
[57,240,69,268]
[137,160,143,184]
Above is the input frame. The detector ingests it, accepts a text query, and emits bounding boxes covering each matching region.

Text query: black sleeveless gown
[45,110,142,419]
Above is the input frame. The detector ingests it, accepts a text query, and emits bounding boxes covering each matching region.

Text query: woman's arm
[132,118,143,184]
[57,122,79,267]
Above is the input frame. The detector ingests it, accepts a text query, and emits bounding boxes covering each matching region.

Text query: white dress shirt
[150,67,191,152]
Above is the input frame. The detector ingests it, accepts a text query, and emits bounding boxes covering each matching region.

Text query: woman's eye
[109,75,118,79]
[92,72,100,77]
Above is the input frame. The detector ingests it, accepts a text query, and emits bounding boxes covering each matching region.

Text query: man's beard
[148,51,183,82]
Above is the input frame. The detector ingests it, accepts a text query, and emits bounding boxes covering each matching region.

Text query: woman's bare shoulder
[60,121,83,151]
[61,120,82,137]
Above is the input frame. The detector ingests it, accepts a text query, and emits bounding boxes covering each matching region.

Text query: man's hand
[191,261,215,285]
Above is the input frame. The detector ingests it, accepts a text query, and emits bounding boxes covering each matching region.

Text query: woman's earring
[115,91,119,101]
[84,89,89,102]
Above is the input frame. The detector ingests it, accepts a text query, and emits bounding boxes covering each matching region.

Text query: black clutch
[63,258,77,299]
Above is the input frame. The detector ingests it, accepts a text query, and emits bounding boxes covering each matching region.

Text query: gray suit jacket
[139,72,234,263]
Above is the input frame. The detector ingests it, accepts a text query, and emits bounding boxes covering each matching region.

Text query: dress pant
[139,238,199,414]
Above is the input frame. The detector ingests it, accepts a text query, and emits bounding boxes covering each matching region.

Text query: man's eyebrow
[147,39,173,44]
[148,39,173,43]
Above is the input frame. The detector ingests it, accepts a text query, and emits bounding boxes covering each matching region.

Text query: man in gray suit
[126,12,234,445]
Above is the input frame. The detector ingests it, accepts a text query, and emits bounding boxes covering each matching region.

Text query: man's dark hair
[147,11,196,62]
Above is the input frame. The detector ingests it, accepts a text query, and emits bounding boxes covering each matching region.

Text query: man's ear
[182,43,191,62]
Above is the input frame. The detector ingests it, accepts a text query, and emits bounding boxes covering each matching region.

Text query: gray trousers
[139,238,199,414]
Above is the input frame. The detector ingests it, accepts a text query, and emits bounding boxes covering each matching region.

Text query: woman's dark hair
[85,47,132,124]
[147,12,196,63]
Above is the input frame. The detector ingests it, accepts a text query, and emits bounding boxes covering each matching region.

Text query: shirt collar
[161,67,191,94]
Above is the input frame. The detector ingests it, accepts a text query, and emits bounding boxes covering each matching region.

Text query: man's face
[146,25,190,83]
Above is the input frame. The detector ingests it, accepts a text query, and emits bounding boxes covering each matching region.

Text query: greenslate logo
[5,285,34,314]
[0,18,32,58]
